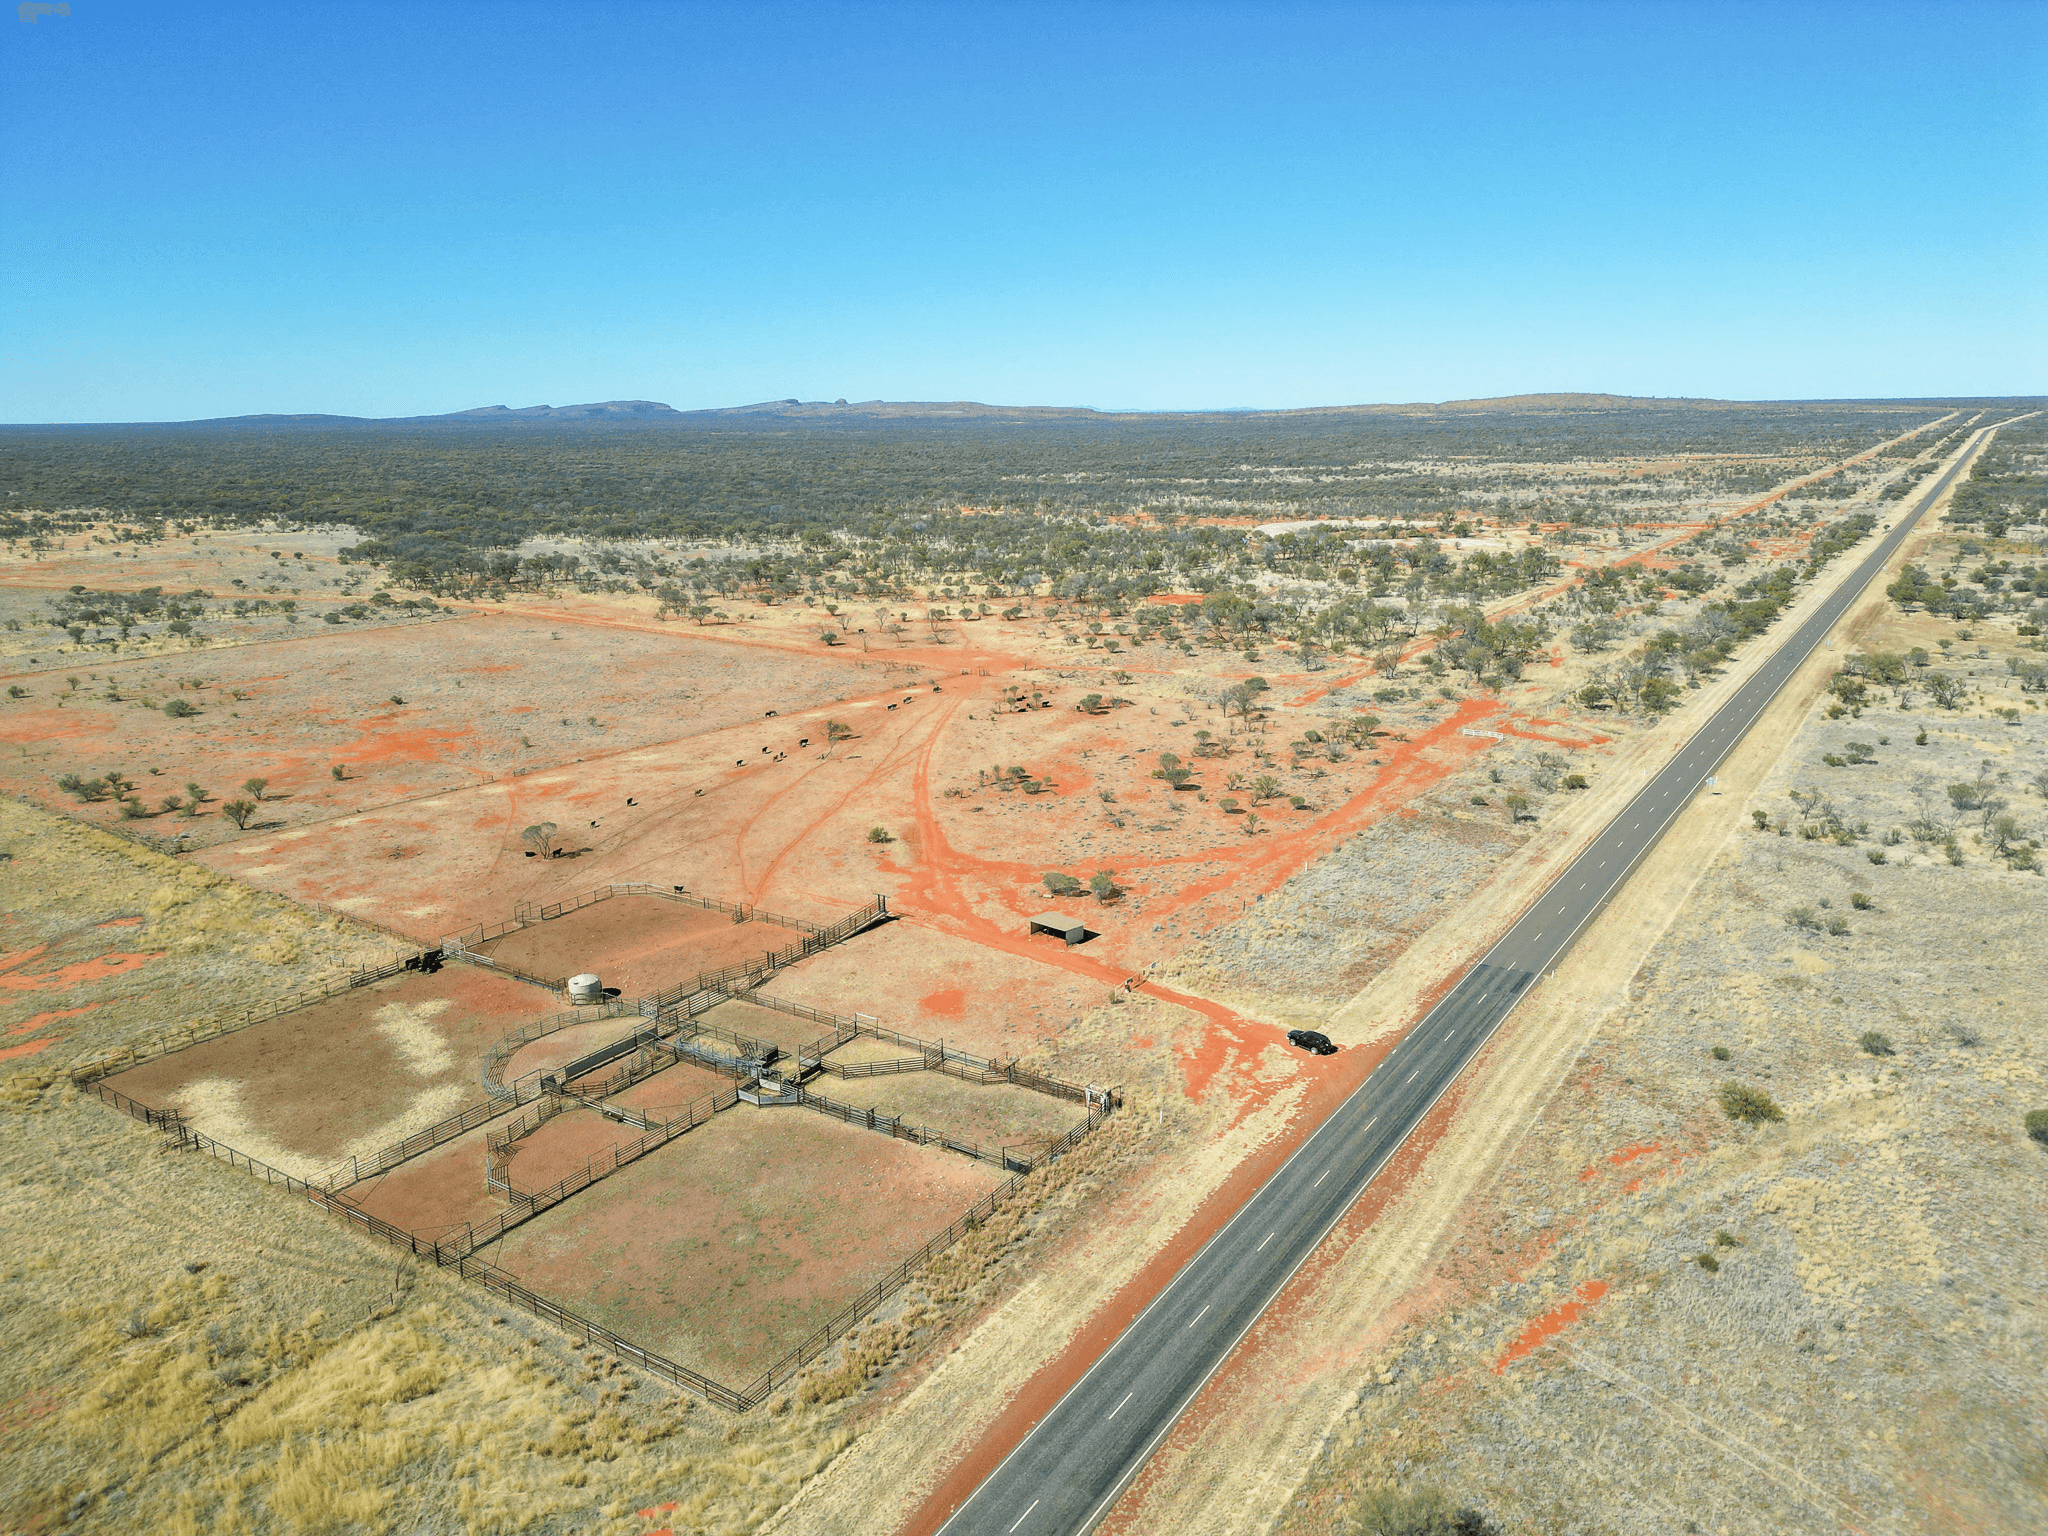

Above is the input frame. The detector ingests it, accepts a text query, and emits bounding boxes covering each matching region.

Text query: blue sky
[4,1,2043,420]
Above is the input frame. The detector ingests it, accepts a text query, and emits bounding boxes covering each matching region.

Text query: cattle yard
[87,885,1117,1406]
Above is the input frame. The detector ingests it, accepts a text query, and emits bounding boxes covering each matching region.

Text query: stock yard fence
[70,950,435,1086]
[88,1052,1113,1412]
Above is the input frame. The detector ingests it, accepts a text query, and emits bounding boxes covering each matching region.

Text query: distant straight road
[931,424,2002,1536]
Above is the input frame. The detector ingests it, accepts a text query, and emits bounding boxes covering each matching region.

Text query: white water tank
[567,973,603,1004]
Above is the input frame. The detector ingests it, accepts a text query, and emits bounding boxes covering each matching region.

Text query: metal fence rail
[71,951,431,1086]
[445,883,838,959]
[460,1085,738,1249]
[315,1095,511,1193]
[794,1086,1107,1174]
[86,1068,1113,1414]
[734,1170,1027,1406]
[481,998,642,1101]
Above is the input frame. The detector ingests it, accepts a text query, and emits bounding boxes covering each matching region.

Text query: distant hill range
[15,392,1960,429]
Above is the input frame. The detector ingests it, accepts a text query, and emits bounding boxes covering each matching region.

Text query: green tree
[162,698,197,718]
[520,822,559,859]
[221,798,257,829]
[56,774,107,802]
[241,776,269,802]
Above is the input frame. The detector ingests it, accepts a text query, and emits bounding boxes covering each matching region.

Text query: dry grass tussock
[0,797,1134,1533]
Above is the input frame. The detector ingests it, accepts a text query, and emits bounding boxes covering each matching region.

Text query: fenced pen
[87,1069,1110,1413]
[441,882,876,956]
[69,948,439,1086]
[440,885,890,1004]
[74,883,1122,1412]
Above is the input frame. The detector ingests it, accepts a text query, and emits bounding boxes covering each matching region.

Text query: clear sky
[4,1,2043,421]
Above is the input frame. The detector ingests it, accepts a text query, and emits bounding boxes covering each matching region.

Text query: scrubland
[1270,489,2047,1536]
[3,399,2039,1535]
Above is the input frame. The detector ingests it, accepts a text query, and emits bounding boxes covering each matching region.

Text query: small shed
[1028,913,1088,947]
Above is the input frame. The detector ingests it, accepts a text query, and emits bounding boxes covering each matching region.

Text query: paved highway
[932,423,2005,1536]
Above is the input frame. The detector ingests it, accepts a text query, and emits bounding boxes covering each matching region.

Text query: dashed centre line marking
[1256,1231,1275,1252]
[1187,1304,1210,1329]
[1106,1392,1133,1421]
[1008,1500,1039,1533]
[1313,1168,1330,1188]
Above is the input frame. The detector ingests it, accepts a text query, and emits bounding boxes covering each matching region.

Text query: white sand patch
[374,997,456,1076]
[165,1077,478,1183]
[243,863,285,877]
[330,896,375,911]
[165,1078,325,1180]
[402,904,445,918]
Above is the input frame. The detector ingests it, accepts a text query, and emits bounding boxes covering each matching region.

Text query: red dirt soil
[481,1106,1004,1384]
[104,964,552,1169]
[474,899,793,995]
[341,1122,506,1238]
[502,1107,637,1192]
[808,1074,1084,1147]
[0,614,868,852]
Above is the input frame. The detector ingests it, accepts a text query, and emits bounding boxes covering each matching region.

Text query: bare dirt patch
[809,1074,1085,1149]
[481,1107,1006,1385]
[103,963,550,1177]
[474,896,789,994]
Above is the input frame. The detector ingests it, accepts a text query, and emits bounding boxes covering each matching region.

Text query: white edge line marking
[937,426,2017,1536]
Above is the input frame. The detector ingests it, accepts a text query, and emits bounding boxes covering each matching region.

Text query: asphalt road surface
[933,425,2001,1536]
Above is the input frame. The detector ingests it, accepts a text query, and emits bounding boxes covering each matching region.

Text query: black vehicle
[1286,1029,1338,1056]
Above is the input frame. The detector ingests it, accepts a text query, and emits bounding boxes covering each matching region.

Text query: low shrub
[2026,1109,2048,1146]
[1858,1030,1894,1057]
[1718,1081,1783,1125]
[1342,1485,1499,1536]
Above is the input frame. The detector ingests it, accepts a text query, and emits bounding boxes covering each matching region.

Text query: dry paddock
[473,896,799,996]
[101,963,552,1179]
[476,1104,1006,1386]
